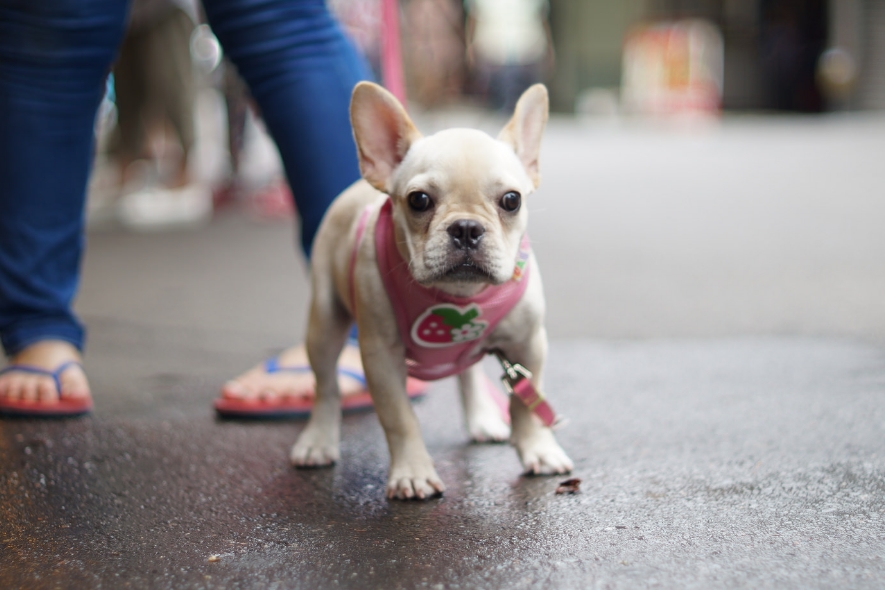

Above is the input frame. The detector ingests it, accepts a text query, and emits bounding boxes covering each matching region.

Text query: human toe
[258,389,281,403]
[36,379,60,403]
[221,379,256,400]
[18,377,40,402]
[57,366,89,400]
[59,380,89,400]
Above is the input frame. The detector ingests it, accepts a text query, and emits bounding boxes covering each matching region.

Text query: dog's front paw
[387,459,446,500]
[290,426,340,468]
[514,431,573,475]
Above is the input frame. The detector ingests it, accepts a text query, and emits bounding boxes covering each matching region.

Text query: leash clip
[491,350,563,429]
[494,350,533,393]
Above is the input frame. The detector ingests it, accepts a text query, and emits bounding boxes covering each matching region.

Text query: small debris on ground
[208,555,221,563]
[555,478,581,494]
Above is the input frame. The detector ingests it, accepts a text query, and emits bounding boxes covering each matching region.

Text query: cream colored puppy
[291,82,572,499]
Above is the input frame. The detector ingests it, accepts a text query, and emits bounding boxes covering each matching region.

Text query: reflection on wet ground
[4,340,885,588]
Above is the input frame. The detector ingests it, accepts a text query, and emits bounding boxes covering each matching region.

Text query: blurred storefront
[548,0,885,113]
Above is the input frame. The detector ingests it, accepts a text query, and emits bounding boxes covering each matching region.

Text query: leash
[380,0,407,105]
[491,350,562,428]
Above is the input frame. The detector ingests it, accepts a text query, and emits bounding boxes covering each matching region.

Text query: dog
[290,81,573,499]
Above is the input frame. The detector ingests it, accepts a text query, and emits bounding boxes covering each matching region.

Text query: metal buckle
[493,349,533,394]
[491,349,565,429]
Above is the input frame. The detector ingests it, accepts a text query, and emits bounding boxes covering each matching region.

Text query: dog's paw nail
[387,474,444,500]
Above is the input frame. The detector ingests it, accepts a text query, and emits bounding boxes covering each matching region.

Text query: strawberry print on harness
[411,304,489,347]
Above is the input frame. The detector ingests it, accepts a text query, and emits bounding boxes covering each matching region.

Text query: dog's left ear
[350,82,422,192]
[498,84,549,188]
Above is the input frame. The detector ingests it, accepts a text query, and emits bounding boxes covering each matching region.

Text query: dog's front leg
[360,337,445,500]
[290,297,350,467]
[505,328,574,475]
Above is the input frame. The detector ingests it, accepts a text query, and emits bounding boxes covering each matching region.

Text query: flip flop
[214,359,427,419]
[0,361,93,417]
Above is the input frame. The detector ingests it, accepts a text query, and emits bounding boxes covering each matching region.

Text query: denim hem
[1,321,85,357]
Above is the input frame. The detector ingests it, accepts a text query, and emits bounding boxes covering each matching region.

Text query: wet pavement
[3,114,885,588]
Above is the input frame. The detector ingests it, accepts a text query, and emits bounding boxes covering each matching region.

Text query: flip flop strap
[336,367,367,387]
[0,361,82,393]
[264,357,310,374]
[262,358,367,386]
[263,357,286,373]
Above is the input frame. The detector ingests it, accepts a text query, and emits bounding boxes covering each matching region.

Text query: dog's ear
[350,82,422,192]
[498,84,549,187]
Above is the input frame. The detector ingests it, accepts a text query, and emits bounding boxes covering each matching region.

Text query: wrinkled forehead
[391,129,532,196]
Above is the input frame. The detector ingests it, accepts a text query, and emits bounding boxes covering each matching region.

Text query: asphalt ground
[2,113,884,588]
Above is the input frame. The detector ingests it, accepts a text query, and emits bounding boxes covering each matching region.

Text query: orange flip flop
[0,361,93,417]
[214,359,426,419]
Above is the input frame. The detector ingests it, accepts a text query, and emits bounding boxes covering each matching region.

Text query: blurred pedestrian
[329,0,383,80]
[403,0,465,108]
[465,0,554,111]
[109,0,212,229]
[214,58,297,219]
[0,0,374,415]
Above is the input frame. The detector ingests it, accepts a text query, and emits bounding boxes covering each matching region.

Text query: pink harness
[350,198,530,381]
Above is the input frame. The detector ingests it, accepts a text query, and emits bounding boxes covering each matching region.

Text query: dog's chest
[363,199,531,381]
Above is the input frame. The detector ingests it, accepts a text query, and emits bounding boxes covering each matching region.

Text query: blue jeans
[0,0,371,356]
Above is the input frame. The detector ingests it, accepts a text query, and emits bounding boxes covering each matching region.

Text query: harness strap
[348,204,375,317]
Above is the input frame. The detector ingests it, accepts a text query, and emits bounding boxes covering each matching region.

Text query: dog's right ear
[350,82,422,192]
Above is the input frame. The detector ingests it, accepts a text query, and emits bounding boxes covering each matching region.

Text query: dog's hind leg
[458,364,510,443]
[290,292,351,467]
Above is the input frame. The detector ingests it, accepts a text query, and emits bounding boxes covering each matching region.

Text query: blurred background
[86,0,885,230]
[6,4,882,583]
[80,0,885,343]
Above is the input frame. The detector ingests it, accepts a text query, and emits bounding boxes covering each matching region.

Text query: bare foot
[221,342,366,401]
[0,340,90,404]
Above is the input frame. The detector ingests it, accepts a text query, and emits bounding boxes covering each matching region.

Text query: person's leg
[203,0,373,401]
[112,26,150,187]
[221,61,249,182]
[203,0,369,256]
[0,0,129,404]
[147,7,197,188]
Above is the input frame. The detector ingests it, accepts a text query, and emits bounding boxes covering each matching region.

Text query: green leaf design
[432,306,478,328]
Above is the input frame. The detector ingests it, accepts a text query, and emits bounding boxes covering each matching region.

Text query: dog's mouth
[437,258,495,283]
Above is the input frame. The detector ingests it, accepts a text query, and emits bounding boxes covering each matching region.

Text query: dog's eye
[500,191,521,212]
[407,191,432,212]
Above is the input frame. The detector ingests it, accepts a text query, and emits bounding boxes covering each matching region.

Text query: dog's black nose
[447,219,485,249]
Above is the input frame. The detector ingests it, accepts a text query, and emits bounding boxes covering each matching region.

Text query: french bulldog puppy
[291,81,573,499]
